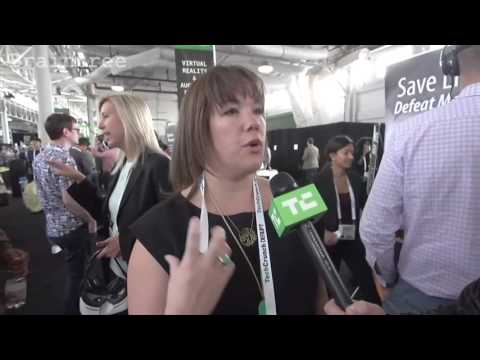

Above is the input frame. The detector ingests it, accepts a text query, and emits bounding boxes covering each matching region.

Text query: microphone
[269,172,353,310]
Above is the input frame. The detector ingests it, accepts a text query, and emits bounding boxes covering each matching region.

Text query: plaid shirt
[33,143,84,238]
[360,83,480,300]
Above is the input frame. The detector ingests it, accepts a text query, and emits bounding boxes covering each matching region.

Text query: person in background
[33,113,96,314]
[25,139,42,181]
[154,131,171,159]
[92,135,104,173]
[49,94,171,285]
[301,137,320,184]
[91,134,120,194]
[313,135,381,305]
[78,137,96,169]
[0,145,14,189]
[0,145,15,166]
[127,65,327,315]
[262,144,272,170]
[0,145,7,166]
[354,139,371,182]
[359,45,480,314]
[69,137,95,177]
[18,143,28,163]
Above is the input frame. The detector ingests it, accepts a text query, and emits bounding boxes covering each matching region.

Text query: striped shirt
[33,143,84,238]
[360,83,480,300]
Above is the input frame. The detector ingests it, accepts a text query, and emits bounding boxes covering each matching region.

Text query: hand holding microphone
[324,298,385,315]
[324,229,339,247]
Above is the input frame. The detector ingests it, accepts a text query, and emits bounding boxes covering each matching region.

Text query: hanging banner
[175,45,216,108]
[384,49,460,123]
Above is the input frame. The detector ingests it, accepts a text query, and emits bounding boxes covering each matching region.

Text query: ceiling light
[358,48,370,61]
[111,85,124,92]
[258,62,274,74]
[57,65,68,73]
[74,76,87,84]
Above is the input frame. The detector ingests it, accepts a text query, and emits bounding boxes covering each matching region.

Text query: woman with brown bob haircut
[127,65,327,315]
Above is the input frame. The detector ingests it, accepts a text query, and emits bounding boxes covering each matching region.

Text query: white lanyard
[334,176,356,222]
[199,174,277,315]
[199,175,209,254]
[363,156,367,172]
[252,175,277,315]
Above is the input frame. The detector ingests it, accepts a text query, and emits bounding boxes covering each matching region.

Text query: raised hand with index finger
[164,216,235,315]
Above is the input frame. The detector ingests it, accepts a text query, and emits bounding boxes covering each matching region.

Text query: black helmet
[79,250,128,315]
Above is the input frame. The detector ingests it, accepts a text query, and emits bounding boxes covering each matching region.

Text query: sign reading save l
[269,184,328,237]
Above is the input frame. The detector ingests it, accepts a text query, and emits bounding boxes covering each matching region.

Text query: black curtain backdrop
[268,122,384,184]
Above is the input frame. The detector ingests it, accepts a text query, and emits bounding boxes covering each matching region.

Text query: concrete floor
[1,196,65,315]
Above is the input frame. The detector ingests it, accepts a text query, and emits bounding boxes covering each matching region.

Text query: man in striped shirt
[359,46,480,314]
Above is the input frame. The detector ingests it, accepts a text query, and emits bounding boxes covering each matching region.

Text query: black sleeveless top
[128,193,318,315]
[338,193,354,225]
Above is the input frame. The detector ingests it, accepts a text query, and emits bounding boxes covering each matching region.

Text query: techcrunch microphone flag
[269,184,328,237]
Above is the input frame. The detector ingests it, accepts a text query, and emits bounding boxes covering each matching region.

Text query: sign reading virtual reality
[175,45,216,108]
[385,49,460,122]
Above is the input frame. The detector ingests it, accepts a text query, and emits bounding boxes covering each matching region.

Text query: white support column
[1,99,12,143]
[86,83,97,145]
[33,45,53,144]
[343,68,355,123]
[350,88,358,123]
[86,95,96,145]
[343,88,352,123]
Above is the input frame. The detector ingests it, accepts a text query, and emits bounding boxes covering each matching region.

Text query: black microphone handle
[299,221,353,310]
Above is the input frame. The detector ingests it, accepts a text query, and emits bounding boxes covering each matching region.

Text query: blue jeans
[383,278,456,315]
[49,224,91,315]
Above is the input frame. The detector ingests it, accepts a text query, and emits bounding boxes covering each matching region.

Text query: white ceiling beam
[75,47,176,86]
[11,46,32,65]
[216,45,328,62]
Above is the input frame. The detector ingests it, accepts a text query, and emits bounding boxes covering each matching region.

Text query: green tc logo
[268,184,328,237]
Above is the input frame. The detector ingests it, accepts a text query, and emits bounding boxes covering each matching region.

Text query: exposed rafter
[50,45,87,96]
[0,45,35,85]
